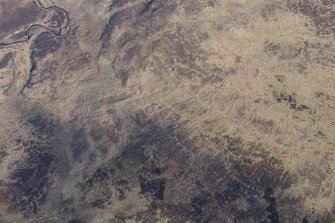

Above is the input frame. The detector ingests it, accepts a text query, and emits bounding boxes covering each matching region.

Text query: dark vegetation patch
[7,151,56,217]
[101,0,226,90]
[26,114,55,138]
[251,117,275,133]
[0,2,42,38]
[275,74,285,83]
[313,91,335,107]
[88,121,104,142]
[264,187,280,223]
[0,114,57,217]
[137,0,177,18]
[109,0,137,10]
[287,0,335,36]
[274,91,298,109]
[79,106,292,222]
[264,41,281,56]
[139,0,158,15]
[314,91,331,100]
[183,2,207,16]
[0,52,13,69]
[261,2,285,20]
[0,145,8,161]
[264,40,335,69]
[139,176,165,200]
[71,127,89,161]
[33,32,61,58]
[99,9,133,55]
[48,11,67,29]
[273,90,311,112]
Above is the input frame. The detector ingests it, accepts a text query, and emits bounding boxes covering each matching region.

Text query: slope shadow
[74,107,310,223]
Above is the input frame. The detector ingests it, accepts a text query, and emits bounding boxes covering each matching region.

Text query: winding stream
[0,0,70,92]
[0,0,69,47]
